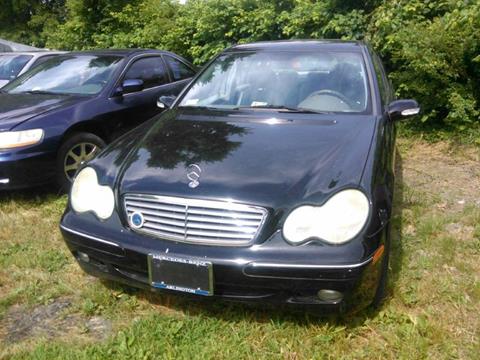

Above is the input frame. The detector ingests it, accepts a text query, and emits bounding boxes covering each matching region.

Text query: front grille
[124,194,268,246]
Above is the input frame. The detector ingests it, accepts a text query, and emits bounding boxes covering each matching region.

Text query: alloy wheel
[63,142,101,182]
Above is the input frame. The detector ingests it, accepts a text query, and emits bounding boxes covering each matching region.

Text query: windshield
[0,55,32,80]
[3,55,122,95]
[180,51,370,113]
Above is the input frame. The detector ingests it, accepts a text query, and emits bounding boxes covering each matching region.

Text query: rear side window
[124,56,168,89]
[164,56,195,81]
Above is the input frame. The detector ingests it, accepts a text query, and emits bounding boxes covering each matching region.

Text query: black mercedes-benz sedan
[0,49,195,189]
[60,40,419,312]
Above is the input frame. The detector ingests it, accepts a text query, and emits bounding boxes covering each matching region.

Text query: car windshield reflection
[180,51,370,113]
[3,55,122,96]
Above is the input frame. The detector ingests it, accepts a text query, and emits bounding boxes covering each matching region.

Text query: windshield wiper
[22,90,66,96]
[178,105,225,111]
[235,105,327,114]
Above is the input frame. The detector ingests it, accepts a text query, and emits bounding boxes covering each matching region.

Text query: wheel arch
[58,120,109,150]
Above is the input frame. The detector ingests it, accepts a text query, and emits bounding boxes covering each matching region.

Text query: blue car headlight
[283,189,370,245]
[70,167,115,220]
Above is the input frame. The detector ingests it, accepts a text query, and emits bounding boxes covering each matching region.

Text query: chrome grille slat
[143,222,186,234]
[124,194,268,246]
[186,215,259,226]
[188,205,263,214]
[124,200,185,213]
[143,215,185,228]
[126,207,186,220]
[186,208,264,220]
[186,229,253,239]
[185,221,257,233]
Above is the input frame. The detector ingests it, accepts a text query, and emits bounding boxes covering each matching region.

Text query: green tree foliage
[45,0,179,50]
[0,0,479,139]
[0,0,65,46]
[368,0,480,137]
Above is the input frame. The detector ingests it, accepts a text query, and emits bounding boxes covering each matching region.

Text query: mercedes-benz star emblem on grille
[186,164,202,188]
[130,212,145,229]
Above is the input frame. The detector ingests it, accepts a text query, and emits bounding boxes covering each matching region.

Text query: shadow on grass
[101,151,407,328]
[386,148,405,307]
[0,184,62,203]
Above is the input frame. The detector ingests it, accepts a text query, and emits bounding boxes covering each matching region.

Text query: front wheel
[57,132,106,190]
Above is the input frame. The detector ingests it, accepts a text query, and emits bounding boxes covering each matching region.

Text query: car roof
[226,40,366,52]
[67,49,175,58]
[0,50,65,56]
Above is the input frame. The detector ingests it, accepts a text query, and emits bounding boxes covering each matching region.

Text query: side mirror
[388,99,420,121]
[119,79,144,95]
[157,95,176,109]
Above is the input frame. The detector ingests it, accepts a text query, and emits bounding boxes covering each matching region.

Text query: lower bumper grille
[124,194,268,246]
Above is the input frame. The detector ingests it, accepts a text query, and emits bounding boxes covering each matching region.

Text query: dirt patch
[0,297,111,344]
[401,140,480,209]
[445,223,475,241]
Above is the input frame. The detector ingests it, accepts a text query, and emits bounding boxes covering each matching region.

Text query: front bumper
[60,218,385,311]
[0,150,56,189]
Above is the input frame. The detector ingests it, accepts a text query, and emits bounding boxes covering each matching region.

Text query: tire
[371,224,391,309]
[56,132,106,190]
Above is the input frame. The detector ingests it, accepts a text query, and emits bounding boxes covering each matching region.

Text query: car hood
[0,93,83,131]
[117,110,377,208]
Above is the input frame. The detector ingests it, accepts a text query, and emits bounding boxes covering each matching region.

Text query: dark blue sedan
[0,49,195,189]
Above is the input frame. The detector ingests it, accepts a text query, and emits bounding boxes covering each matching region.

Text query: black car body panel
[60,40,418,311]
[117,110,376,206]
[0,49,195,189]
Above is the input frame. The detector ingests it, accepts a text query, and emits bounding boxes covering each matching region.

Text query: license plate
[148,254,214,296]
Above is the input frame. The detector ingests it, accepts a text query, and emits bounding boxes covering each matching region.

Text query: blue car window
[3,55,122,95]
[124,57,168,89]
[0,55,32,80]
[164,56,195,81]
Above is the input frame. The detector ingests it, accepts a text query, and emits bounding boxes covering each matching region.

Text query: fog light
[78,252,90,263]
[317,289,343,303]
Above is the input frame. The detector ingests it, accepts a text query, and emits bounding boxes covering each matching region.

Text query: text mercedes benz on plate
[0,49,195,189]
[60,41,420,312]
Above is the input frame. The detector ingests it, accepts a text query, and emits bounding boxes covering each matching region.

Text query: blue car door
[112,55,177,132]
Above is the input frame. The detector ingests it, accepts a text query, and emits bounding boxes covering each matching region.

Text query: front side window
[0,55,32,80]
[180,51,370,113]
[3,55,122,95]
[124,57,168,89]
[164,56,195,81]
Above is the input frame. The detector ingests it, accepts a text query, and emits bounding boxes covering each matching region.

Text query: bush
[1,0,479,141]
[368,0,480,138]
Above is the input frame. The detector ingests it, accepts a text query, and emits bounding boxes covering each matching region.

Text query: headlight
[0,129,44,150]
[70,167,115,220]
[283,189,370,245]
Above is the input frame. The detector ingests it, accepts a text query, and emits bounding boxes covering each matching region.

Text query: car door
[114,55,178,131]
[162,55,196,95]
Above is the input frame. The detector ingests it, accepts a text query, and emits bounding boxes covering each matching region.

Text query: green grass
[0,139,479,359]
